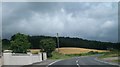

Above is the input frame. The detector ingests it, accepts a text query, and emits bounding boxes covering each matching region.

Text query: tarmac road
[48,56,119,67]
[2,56,119,67]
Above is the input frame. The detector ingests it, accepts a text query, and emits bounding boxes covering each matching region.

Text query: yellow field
[29,49,41,54]
[29,47,108,54]
[56,47,108,54]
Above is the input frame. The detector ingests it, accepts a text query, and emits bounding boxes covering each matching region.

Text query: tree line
[2,33,120,51]
[2,33,56,57]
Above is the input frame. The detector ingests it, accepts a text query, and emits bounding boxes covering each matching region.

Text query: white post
[39,53,42,62]
[43,52,47,60]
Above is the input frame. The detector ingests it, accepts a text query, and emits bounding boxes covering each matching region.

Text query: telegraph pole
[56,33,59,52]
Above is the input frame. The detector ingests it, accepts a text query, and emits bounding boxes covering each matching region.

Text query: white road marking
[76,60,78,63]
[76,59,80,67]
[46,60,62,67]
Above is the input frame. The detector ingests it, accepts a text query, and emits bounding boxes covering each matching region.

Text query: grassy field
[30,47,108,60]
[29,48,119,63]
[98,50,120,63]
[56,47,108,54]
[49,47,109,60]
[30,47,108,54]
[99,50,120,58]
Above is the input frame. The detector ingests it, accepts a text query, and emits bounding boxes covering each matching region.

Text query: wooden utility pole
[56,33,59,52]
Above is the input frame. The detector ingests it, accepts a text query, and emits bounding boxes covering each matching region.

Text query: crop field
[30,47,108,54]
[56,47,108,54]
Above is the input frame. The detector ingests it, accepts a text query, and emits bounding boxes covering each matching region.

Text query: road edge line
[94,58,120,66]
[46,60,62,67]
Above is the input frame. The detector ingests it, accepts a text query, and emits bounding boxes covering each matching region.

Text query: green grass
[112,59,120,63]
[98,50,120,63]
[98,50,120,58]
[49,50,119,60]
[49,51,106,60]
[49,51,72,60]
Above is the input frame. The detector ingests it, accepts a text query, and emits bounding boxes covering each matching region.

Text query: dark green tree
[40,38,56,57]
[2,39,10,50]
[10,33,31,53]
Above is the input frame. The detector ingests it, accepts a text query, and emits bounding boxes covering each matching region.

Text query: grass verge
[98,50,120,63]
[49,51,107,60]
[48,51,71,60]
[98,50,120,58]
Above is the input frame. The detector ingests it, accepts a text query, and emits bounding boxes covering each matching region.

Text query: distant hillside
[28,36,119,50]
[2,35,119,50]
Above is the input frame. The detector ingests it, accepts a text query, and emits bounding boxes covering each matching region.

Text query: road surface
[48,56,119,67]
[3,56,119,67]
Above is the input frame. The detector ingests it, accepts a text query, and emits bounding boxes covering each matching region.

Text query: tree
[10,33,31,53]
[40,38,56,57]
[2,39,10,50]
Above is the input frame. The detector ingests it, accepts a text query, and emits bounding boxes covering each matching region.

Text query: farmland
[29,47,108,54]
[56,47,108,54]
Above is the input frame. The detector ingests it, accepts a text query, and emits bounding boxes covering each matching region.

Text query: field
[56,47,108,54]
[29,48,109,60]
[98,50,120,63]
[29,47,108,54]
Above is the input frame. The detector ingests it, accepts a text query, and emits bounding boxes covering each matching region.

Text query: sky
[2,2,118,42]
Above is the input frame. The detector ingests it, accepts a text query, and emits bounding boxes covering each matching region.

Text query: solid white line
[94,58,120,66]
[46,60,62,67]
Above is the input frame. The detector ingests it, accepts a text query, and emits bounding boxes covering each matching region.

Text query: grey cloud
[2,2,118,42]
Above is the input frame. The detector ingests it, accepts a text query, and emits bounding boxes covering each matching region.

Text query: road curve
[48,56,119,67]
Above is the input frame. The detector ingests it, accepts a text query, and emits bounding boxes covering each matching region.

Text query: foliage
[66,51,103,57]
[99,50,120,58]
[2,39,10,50]
[88,51,98,54]
[29,36,119,50]
[49,51,71,60]
[10,33,31,53]
[2,34,119,52]
[98,50,120,63]
[40,38,56,57]
[49,51,107,60]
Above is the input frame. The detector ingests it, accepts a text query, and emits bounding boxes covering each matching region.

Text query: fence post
[43,52,47,60]
[38,52,42,62]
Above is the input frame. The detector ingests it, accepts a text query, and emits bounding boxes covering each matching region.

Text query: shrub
[40,38,56,57]
[88,51,98,54]
[10,33,31,53]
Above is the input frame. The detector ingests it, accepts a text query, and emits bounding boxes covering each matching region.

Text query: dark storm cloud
[2,2,118,42]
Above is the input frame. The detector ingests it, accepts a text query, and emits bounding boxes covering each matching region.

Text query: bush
[10,33,31,53]
[88,51,98,54]
[40,38,56,57]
